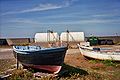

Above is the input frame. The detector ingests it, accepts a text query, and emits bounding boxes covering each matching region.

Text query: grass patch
[101,60,117,66]
[89,60,100,63]
[5,63,111,80]
[89,59,118,66]
[112,71,120,80]
[8,69,35,80]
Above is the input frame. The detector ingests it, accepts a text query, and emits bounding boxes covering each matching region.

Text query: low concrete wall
[98,36,120,44]
[6,38,30,46]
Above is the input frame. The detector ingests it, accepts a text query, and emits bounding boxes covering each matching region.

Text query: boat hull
[22,64,62,74]
[13,46,68,73]
[77,44,120,61]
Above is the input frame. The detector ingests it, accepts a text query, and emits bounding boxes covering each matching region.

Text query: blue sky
[0,0,120,38]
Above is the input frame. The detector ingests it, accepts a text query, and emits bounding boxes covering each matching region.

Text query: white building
[60,32,85,42]
[35,32,59,42]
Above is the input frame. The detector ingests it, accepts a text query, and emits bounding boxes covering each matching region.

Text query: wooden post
[17,59,19,69]
[66,30,69,47]
[16,51,19,69]
[47,30,50,47]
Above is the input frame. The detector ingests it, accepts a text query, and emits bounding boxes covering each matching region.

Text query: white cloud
[20,3,63,13]
[2,0,78,15]
[46,19,120,24]
[4,17,120,25]
[92,13,120,17]
[2,3,62,15]
[77,19,120,24]
[6,18,41,24]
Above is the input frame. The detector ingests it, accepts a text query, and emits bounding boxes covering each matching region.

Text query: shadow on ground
[58,63,88,78]
[26,63,89,78]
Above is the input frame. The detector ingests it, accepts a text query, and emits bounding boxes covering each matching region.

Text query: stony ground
[0,45,120,80]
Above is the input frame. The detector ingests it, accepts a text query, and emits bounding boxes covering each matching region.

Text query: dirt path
[0,48,14,59]
[65,49,94,68]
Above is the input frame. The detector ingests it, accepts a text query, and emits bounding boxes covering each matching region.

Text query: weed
[102,60,116,66]
[89,60,99,63]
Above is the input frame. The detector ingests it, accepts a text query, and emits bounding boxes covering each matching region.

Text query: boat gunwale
[77,44,120,55]
[13,46,68,54]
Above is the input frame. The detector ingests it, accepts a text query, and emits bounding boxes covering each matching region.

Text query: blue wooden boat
[13,46,68,73]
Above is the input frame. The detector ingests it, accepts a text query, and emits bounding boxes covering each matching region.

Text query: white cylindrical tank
[60,32,84,42]
[35,33,59,42]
